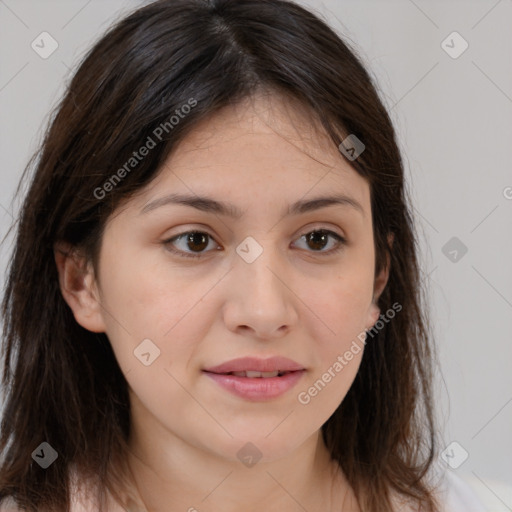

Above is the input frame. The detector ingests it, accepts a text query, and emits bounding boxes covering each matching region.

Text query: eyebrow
[140,192,364,218]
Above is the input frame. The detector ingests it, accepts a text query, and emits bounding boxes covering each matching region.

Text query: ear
[54,241,107,333]
[365,233,394,330]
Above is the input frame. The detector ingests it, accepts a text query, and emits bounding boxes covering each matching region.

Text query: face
[59,94,387,465]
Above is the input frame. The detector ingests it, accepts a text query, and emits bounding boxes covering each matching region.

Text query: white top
[426,468,488,512]
[0,466,489,511]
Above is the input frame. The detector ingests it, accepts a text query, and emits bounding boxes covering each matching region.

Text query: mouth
[202,368,306,401]
[209,370,296,378]
[203,356,305,375]
[202,356,306,401]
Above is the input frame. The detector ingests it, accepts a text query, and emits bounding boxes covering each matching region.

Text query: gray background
[1,0,511,509]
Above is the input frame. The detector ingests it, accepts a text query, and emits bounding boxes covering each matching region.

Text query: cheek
[304,267,374,346]
[295,279,370,415]
[97,248,222,377]
[294,261,374,409]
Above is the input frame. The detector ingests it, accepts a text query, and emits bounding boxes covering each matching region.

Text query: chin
[216,429,313,465]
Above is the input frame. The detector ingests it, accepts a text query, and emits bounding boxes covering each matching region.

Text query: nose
[222,244,299,340]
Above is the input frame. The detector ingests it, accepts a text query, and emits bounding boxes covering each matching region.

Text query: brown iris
[186,232,209,252]
[305,231,329,251]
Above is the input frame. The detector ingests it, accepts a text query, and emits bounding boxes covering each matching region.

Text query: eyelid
[294,223,346,242]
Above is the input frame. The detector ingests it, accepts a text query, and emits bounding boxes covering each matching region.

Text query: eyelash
[162,229,346,259]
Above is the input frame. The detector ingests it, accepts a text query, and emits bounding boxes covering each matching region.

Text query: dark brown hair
[0,0,440,510]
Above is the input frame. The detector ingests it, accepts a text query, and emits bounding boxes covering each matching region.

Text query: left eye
[294,230,345,253]
[163,229,346,259]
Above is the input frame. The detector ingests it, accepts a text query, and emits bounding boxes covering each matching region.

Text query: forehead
[168,93,346,170]
[126,93,371,218]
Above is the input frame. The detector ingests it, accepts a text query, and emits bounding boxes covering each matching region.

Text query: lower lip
[203,370,305,401]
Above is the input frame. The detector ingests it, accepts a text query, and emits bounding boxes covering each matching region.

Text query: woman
[0,0,487,510]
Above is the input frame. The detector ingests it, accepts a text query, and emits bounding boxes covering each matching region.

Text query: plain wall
[1,1,511,509]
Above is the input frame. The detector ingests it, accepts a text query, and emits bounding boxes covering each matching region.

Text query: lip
[202,356,306,402]
[203,370,306,401]
[203,356,305,374]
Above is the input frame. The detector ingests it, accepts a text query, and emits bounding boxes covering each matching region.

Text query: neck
[121,424,356,512]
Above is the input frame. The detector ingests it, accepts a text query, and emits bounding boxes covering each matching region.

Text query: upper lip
[203,357,305,374]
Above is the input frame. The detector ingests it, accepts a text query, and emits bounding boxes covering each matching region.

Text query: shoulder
[0,489,127,512]
[431,468,487,512]
[0,467,122,512]
[0,497,21,512]
[389,461,488,512]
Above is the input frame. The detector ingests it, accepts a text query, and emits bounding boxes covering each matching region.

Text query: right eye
[162,230,221,259]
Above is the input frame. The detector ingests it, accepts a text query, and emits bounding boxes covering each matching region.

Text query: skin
[55,93,390,512]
